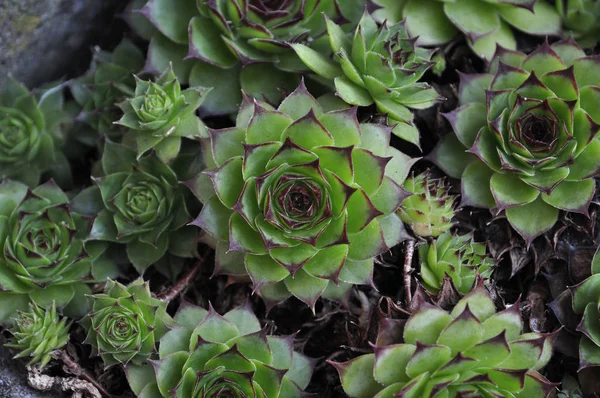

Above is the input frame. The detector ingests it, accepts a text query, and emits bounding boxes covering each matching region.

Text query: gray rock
[0,0,123,88]
[0,335,64,397]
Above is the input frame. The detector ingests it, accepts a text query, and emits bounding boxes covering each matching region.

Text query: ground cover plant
[0,0,599,397]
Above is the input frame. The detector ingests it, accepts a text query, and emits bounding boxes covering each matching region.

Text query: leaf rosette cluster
[116,65,210,164]
[431,39,600,244]
[419,232,495,295]
[372,0,562,60]
[293,12,438,147]
[188,82,412,308]
[82,279,173,367]
[6,302,70,368]
[331,284,556,397]
[126,302,313,397]
[0,180,95,323]
[556,0,600,48]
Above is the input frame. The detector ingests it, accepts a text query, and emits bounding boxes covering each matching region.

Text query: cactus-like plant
[0,180,97,323]
[556,0,600,48]
[330,283,556,397]
[430,39,600,244]
[187,82,412,308]
[6,303,70,368]
[371,0,562,60]
[418,232,494,295]
[292,12,438,147]
[0,78,70,187]
[116,65,211,163]
[125,302,314,397]
[130,0,363,115]
[86,141,196,273]
[82,279,173,367]
[398,171,457,238]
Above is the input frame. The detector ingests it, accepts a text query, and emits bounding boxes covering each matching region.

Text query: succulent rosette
[6,302,70,368]
[82,279,173,367]
[398,171,457,238]
[419,232,495,295]
[556,0,600,48]
[371,0,562,60]
[292,12,438,147]
[430,39,600,244]
[331,283,556,397]
[0,78,70,187]
[116,65,211,163]
[70,39,145,142]
[125,302,314,397]
[188,82,412,308]
[0,180,96,323]
[87,141,196,273]
[132,0,362,115]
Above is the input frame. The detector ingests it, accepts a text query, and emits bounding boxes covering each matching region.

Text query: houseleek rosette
[132,0,362,114]
[556,0,600,48]
[0,78,68,187]
[398,171,457,237]
[331,283,556,397]
[125,302,314,397]
[0,180,94,323]
[187,83,412,308]
[372,0,562,60]
[82,279,173,367]
[6,302,70,368]
[116,65,211,163]
[430,39,600,244]
[419,232,495,295]
[88,141,194,273]
[292,12,438,147]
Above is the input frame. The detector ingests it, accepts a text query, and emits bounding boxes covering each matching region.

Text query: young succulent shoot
[132,0,362,114]
[569,246,600,369]
[398,171,457,238]
[0,77,70,187]
[70,39,145,141]
[418,232,495,295]
[187,82,413,309]
[0,180,98,323]
[430,39,600,245]
[371,0,562,60]
[6,302,70,368]
[330,283,556,397]
[81,279,173,367]
[556,0,600,48]
[116,64,211,164]
[86,140,196,274]
[125,302,314,397]
[292,11,439,147]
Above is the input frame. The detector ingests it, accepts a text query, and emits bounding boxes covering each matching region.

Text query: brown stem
[53,349,111,398]
[403,240,415,305]
[157,251,208,302]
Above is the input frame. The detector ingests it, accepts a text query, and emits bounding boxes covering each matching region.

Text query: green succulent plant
[0,78,71,187]
[430,39,600,244]
[330,283,556,397]
[556,0,600,48]
[82,278,173,367]
[292,12,438,147]
[70,39,145,142]
[87,141,197,273]
[569,246,600,369]
[187,82,412,308]
[0,180,99,323]
[125,302,314,397]
[418,232,495,295]
[398,171,457,238]
[371,0,562,60]
[131,0,362,115]
[6,302,70,368]
[116,65,211,164]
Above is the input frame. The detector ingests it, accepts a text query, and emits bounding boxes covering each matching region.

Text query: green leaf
[498,1,562,36]
[30,284,75,308]
[470,20,517,61]
[292,44,342,80]
[245,254,290,287]
[147,34,194,85]
[155,352,189,396]
[188,61,241,116]
[126,234,169,274]
[404,0,458,46]
[331,354,383,398]
[541,179,594,214]
[444,103,487,148]
[505,198,559,244]
[240,64,300,106]
[443,0,500,38]
[155,136,181,164]
[460,160,496,208]
[0,292,29,323]
[335,76,373,106]
[126,364,157,396]
[437,306,484,354]
[0,180,28,217]
[373,344,415,385]
[143,0,196,44]
[206,157,244,208]
[188,15,237,67]
[103,140,136,174]
[284,269,328,309]
[404,304,453,345]
[490,172,539,210]
[405,344,451,378]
